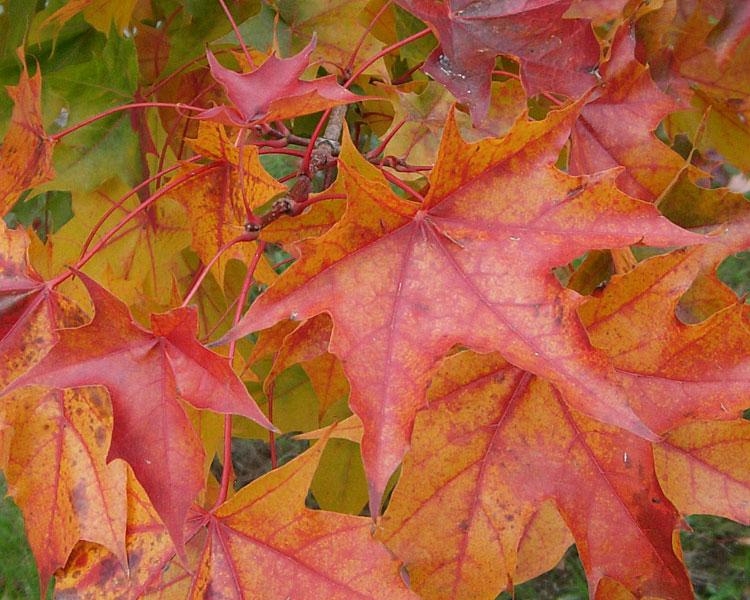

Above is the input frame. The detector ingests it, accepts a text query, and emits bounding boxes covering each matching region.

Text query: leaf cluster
[1,1,750,599]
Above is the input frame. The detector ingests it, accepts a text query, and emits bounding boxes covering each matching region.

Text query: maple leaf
[569,25,685,202]
[641,1,750,172]
[133,24,170,83]
[654,0,750,102]
[201,35,363,127]
[275,0,387,76]
[58,428,418,599]
[190,426,417,599]
[0,386,126,598]
[4,1,750,593]
[152,64,227,155]
[4,271,276,555]
[377,79,526,168]
[579,246,750,434]
[377,350,693,600]
[219,102,704,515]
[394,0,600,122]
[31,178,191,311]
[0,50,55,217]
[34,32,143,194]
[666,88,750,175]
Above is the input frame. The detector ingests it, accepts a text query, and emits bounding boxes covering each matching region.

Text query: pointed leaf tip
[202,33,363,126]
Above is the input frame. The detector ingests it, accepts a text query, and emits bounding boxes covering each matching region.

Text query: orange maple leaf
[219,102,704,515]
[378,351,693,600]
[0,50,55,217]
[56,428,418,599]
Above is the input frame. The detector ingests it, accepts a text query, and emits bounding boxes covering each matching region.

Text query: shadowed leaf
[394,0,600,122]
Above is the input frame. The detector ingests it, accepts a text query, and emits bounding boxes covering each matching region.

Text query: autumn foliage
[1,0,750,598]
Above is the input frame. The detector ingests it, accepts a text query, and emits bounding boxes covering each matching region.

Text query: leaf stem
[272,256,296,270]
[294,192,346,212]
[344,28,431,89]
[381,169,425,203]
[181,233,259,307]
[258,148,306,157]
[345,0,394,72]
[155,78,218,189]
[215,241,267,508]
[392,60,425,85]
[145,48,234,98]
[268,377,277,469]
[217,414,235,506]
[200,296,241,344]
[51,102,205,141]
[367,116,408,159]
[47,164,215,289]
[217,0,255,69]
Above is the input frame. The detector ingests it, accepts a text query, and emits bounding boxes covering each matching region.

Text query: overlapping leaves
[222,100,703,514]
[0,1,748,599]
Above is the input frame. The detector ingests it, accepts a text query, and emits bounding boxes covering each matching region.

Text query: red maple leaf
[569,25,685,202]
[200,35,363,126]
[395,0,600,122]
[4,271,276,555]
